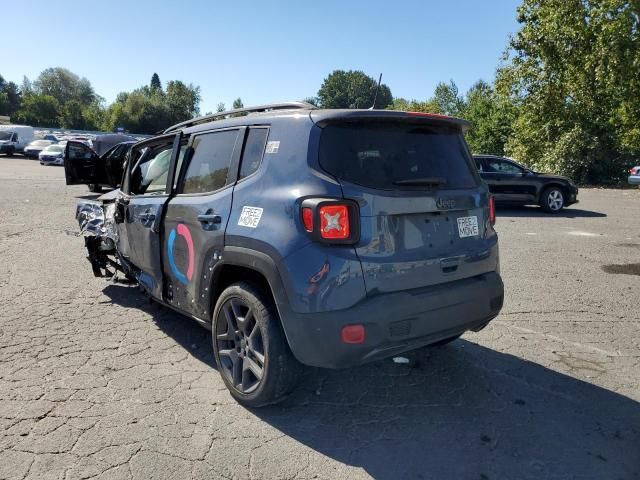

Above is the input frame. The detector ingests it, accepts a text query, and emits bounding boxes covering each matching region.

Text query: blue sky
[6,0,521,113]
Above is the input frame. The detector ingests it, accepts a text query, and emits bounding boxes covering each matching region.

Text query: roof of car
[164,102,470,134]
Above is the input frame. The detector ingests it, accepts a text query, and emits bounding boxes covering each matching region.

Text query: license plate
[457,216,479,238]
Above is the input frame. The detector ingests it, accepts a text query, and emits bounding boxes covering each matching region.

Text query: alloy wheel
[215,298,265,394]
[547,189,564,211]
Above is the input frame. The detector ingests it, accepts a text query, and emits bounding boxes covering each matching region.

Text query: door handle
[197,213,222,225]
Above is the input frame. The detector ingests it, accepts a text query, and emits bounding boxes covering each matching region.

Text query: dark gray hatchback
[69,103,504,407]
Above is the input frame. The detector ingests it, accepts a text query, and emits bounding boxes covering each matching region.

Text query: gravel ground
[0,157,639,480]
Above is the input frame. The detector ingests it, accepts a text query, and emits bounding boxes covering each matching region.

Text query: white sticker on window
[265,141,280,154]
[238,206,263,228]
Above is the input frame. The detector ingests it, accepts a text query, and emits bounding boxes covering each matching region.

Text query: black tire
[5,147,15,157]
[540,186,565,213]
[88,184,102,193]
[212,282,300,407]
[429,334,462,347]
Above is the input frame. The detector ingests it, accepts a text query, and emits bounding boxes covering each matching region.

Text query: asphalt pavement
[0,157,638,479]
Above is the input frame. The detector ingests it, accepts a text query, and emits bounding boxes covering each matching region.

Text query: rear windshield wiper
[392,177,447,187]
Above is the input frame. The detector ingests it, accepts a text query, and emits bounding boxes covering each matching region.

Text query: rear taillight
[631,167,640,175]
[319,204,350,239]
[302,207,313,232]
[300,198,359,244]
[489,196,496,225]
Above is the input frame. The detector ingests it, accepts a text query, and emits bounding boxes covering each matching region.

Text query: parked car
[68,103,504,407]
[39,144,66,166]
[23,139,55,159]
[0,125,35,156]
[42,134,59,143]
[92,133,137,156]
[628,166,640,186]
[64,140,136,192]
[473,155,578,213]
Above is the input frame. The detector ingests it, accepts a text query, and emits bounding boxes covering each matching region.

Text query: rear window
[319,123,477,190]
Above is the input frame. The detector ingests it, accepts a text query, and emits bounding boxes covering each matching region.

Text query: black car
[473,155,578,213]
[64,140,136,192]
[67,103,504,406]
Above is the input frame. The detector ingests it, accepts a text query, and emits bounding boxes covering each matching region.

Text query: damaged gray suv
[68,102,504,407]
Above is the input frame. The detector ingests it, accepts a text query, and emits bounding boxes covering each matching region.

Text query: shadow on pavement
[497,205,607,218]
[102,283,639,479]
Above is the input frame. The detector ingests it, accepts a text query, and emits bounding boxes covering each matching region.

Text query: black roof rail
[163,101,317,133]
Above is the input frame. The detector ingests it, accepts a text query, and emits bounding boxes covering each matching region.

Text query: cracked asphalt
[0,157,639,480]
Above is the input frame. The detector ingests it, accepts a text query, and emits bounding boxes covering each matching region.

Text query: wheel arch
[208,246,293,346]
[538,182,568,202]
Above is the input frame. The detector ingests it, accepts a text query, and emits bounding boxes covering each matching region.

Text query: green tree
[0,75,21,116]
[390,97,443,114]
[33,67,97,107]
[497,0,640,183]
[13,95,60,127]
[432,80,464,117]
[317,70,392,109]
[166,80,200,119]
[216,102,226,112]
[150,73,162,92]
[460,80,516,156]
[232,97,244,109]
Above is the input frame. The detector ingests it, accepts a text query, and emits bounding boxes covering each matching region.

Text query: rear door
[121,134,181,298]
[481,157,534,202]
[161,127,243,318]
[318,121,495,294]
[64,141,107,185]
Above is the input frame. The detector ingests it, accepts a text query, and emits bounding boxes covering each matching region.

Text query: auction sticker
[238,206,263,228]
[265,141,280,154]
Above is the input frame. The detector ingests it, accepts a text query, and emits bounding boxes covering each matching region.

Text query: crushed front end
[75,200,123,278]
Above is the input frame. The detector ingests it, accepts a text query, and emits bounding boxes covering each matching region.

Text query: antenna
[369,73,383,110]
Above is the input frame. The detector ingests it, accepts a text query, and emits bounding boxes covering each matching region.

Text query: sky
[5,0,522,114]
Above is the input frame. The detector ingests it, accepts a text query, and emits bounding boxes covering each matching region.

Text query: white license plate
[457,216,479,238]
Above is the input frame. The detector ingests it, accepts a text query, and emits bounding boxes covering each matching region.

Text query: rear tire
[540,187,565,213]
[212,282,300,407]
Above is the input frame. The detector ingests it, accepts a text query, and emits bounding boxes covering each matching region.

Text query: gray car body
[71,107,504,369]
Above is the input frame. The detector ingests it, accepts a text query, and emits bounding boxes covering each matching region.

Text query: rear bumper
[628,175,640,185]
[279,271,504,368]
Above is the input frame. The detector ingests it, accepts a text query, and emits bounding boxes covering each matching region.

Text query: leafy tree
[497,0,640,183]
[150,73,162,92]
[166,80,200,119]
[33,67,97,107]
[460,80,516,156]
[0,75,21,116]
[13,95,60,127]
[302,96,319,107]
[232,97,244,109]
[432,80,464,117]
[216,102,226,112]
[317,70,392,109]
[390,97,443,114]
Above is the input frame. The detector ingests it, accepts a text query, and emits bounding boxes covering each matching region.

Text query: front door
[121,134,181,298]
[162,127,243,319]
[64,141,106,185]
[481,157,533,202]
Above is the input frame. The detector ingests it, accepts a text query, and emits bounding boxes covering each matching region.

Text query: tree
[166,80,200,119]
[0,75,21,116]
[13,95,60,127]
[317,70,392,109]
[33,67,97,107]
[497,0,640,183]
[302,96,319,107]
[460,80,516,156]
[432,80,464,117]
[216,102,226,112]
[232,97,244,109]
[150,73,162,92]
[390,97,442,114]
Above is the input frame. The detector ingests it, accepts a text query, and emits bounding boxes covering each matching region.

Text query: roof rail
[163,101,317,133]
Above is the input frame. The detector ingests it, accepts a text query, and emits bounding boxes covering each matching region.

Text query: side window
[239,128,268,179]
[485,159,523,174]
[181,130,238,194]
[474,157,483,171]
[129,141,174,195]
